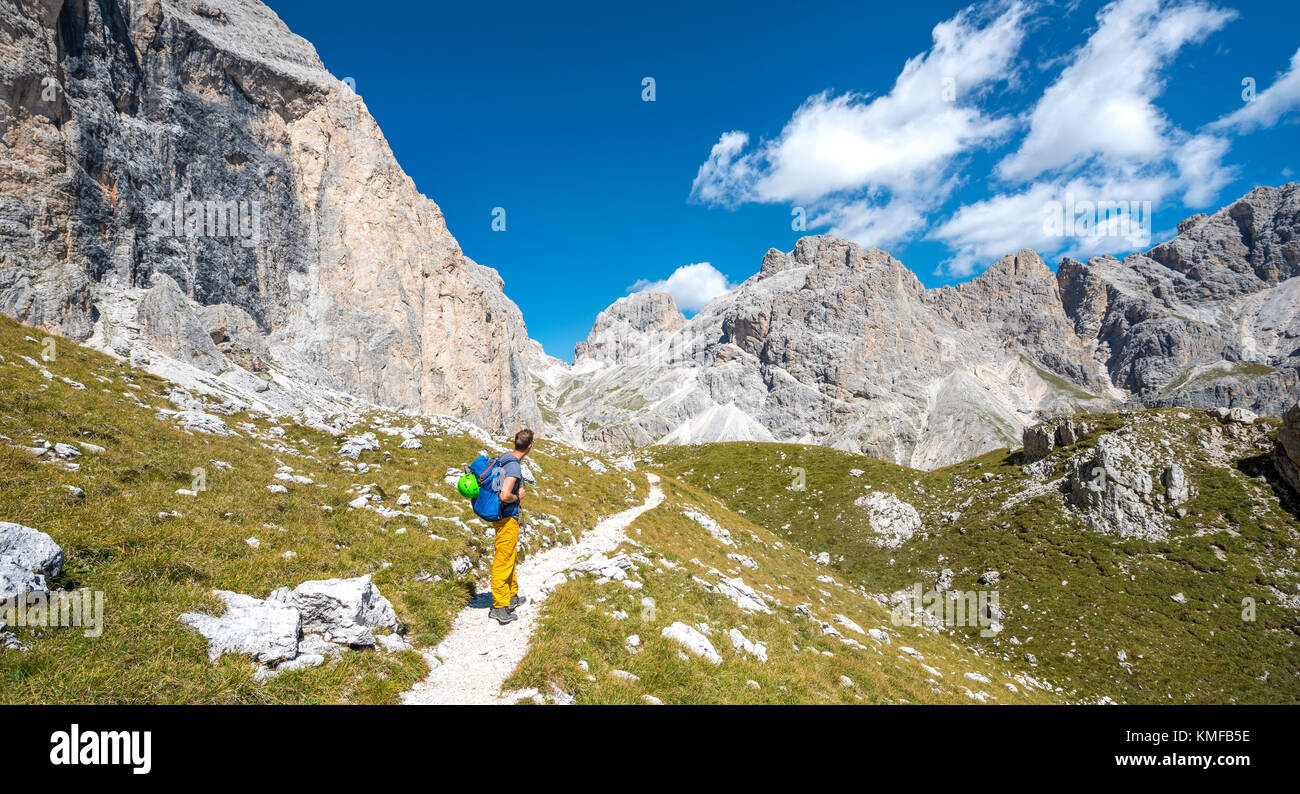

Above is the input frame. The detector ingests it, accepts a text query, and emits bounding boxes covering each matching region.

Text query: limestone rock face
[1058,184,1300,417]
[0,0,538,433]
[538,238,1113,467]
[573,291,686,366]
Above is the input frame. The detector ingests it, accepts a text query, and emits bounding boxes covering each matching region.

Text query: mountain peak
[573,290,686,365]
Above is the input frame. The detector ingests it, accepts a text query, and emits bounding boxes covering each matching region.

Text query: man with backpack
[486,429,533,625]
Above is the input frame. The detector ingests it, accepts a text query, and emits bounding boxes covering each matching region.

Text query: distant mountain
[533,184,1300,468]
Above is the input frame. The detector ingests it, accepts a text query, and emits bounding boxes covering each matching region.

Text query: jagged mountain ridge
[0,0,539,432]
[534,184,1300,468]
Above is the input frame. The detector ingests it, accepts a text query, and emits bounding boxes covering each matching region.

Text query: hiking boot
[489,607,518,625]
[509,594,528,609]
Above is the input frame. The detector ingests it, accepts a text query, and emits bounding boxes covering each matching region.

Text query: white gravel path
[402,473,663,705]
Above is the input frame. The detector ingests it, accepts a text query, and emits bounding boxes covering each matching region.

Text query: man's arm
[499,476,520,503]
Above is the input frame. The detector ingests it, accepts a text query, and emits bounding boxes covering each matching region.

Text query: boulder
[852,491,922,548]
[180,590,301,665]
[136,274,226,373]
[1,520,64,617]
[1161,463,1193,506]
[268,575,399,647]
[661,621,722,664]
[198,303,270,373]
[1054,421,1083,447]
[1022,427,1055,461]
[0,521,64,578]
[712,576,772,614]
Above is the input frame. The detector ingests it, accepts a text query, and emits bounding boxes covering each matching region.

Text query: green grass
[5,311,1297,705]
[1162,361,1278,394]
[508,478,1056,704]
[645,412,1300,704]
[0,314,644,703]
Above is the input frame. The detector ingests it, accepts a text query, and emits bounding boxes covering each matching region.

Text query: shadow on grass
[1237,450,1300,521]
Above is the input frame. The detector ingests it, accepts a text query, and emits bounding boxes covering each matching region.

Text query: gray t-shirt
[496,452,523,517]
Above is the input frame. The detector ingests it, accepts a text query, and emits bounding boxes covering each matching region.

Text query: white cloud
[933,175,1172,276]
[997,0,1235,181]
[689,0,1030,247]
[629,262,734,313]
[936,0,1239,276]
[1209,46,1300,134]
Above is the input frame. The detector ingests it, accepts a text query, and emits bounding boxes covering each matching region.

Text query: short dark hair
[514,429,534,451]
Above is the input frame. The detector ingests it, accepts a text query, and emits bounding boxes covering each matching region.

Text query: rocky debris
[661,622,722,664]
[853,492,922,548]
[1067,433,1170,540]
[683,509,734,546]
[180,575,401,680]
[728,628,768,662]
[338,433,381,460]
[1277,403,1300,494]
[933,568,954,594]
[710,576,773,614]
[978,570,1001,586]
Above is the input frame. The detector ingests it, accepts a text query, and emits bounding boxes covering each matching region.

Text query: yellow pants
[490,514,520,609]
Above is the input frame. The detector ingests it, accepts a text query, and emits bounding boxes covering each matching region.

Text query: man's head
[513,428,534,456]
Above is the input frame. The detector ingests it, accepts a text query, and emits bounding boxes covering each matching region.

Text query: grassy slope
[0,314,644,704]
[508,477,1057,704]
[645,413,1300,704]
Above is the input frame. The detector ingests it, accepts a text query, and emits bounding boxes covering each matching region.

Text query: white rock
[180,590,301,665]
[268,575,399,647]
[661,621,722,664]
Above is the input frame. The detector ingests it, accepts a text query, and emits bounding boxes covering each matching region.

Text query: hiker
[488,429,533,625]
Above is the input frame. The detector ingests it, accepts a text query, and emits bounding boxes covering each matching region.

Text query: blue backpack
[466,454,516,521]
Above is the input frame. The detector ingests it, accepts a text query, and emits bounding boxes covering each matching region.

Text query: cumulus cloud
[629,262,734,313]
[936,0,1239,276]
[997,0,1236,181]
[1209,46,1300,134]
[689,0,1030,248]
[933,175,1172,276]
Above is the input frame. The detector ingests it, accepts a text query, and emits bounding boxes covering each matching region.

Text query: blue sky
[264,0,1300,361]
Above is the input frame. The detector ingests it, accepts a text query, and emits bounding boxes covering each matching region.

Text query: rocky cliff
[0,0,539,432]
[538,185,1300,468]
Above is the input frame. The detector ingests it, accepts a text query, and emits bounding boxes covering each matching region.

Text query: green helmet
[456,471,480,499]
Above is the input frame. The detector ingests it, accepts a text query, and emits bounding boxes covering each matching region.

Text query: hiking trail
[402,473,664,704]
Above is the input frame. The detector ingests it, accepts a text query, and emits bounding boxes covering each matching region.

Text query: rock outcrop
[1278,403,1300,495]
[180,574,403,680]
[0,0,538,433]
